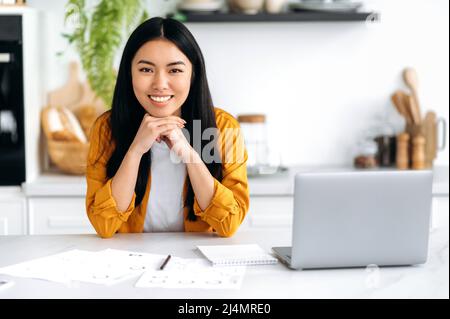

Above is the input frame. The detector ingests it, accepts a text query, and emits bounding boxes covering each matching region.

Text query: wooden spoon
[407,94,422,125]
[391,90,413,125]
[403,68,422,124]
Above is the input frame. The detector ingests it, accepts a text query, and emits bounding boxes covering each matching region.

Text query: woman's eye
[140,67,152,73]
[139,68,182,73]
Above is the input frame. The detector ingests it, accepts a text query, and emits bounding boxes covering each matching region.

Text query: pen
[159,254,171,270]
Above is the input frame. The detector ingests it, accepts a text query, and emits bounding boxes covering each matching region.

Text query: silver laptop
[272,170,433,270]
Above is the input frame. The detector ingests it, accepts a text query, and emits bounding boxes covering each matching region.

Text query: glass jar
[354,138,378,169]
[366,120,396,167]
[237,114,269,168]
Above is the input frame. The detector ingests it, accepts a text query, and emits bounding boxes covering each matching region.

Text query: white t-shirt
[144,141,186,232]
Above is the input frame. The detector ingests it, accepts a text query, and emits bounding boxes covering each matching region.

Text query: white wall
[25,0,450,166]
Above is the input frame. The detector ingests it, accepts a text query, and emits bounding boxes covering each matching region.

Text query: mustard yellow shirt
[85,107,250,238]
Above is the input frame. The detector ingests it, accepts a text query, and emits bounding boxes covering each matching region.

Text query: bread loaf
[42,106,87,143]
[59,107,87,143]
[74,105,98,140]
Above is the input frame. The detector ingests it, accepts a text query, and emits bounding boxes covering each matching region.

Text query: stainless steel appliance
[0,15,25,185]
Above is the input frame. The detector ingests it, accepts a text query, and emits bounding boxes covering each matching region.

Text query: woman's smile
[131,39,192,116]
[148,95,174,107]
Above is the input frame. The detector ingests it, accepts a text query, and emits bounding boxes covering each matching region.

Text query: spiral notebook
[197,244,278,266]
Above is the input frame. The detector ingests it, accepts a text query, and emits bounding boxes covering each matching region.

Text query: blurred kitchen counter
[22,165,449,197]
[248,165,449,197]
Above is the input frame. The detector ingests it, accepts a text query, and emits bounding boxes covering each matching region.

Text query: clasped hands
[129,113,197,163]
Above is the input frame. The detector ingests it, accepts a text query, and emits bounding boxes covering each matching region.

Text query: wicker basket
[41,106,90,175]
[46,139,90,175]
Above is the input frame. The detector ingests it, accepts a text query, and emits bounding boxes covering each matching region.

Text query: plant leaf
[62,0,146,108]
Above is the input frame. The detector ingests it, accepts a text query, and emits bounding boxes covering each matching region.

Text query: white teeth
[150,95,172,102]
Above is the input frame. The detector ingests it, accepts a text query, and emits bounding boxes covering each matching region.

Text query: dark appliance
[0,15,25,185]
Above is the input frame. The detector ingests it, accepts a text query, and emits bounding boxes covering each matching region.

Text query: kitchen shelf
[169,10,380,23]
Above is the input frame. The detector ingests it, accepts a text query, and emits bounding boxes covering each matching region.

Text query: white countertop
[0,186,23,199]
[20,165,449,197]
[0,5,35,15]
[248,165,449,196]
[0,212,448,299]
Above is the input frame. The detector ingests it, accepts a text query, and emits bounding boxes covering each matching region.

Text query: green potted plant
[62,0,149,107]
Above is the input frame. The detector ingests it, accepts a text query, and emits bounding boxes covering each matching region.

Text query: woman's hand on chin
[129,113,185,156]
[161,128,198,163]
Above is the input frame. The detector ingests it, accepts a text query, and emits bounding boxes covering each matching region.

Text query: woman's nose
[152,71,169,90]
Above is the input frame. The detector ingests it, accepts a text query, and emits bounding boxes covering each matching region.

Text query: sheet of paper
[64,249,164,285]
[0,249,167,286]
[0,249,96,284]
[0,249,246,289]
[135,257,246,289]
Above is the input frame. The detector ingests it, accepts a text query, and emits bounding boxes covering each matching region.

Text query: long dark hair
[106,17,222,221]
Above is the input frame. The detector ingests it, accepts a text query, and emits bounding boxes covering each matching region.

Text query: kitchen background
[25,0,450,167]
[0,0,448,236]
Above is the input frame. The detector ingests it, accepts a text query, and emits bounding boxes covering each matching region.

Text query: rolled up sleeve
[85,113,136,238]
[193,115,250,237]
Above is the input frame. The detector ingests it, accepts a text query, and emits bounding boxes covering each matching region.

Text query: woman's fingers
[155,125,181,142]
[146,114,186,125]
[149,119,185,129]
[159,126,183,139]
[158,117,185,127]
[157,124,181,136]
[164,115,186,124]
[142,115,185,146]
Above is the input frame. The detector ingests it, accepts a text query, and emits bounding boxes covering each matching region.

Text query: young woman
[86,17,249,238]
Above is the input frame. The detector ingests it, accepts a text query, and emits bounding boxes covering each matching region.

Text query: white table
[0,216,448,299]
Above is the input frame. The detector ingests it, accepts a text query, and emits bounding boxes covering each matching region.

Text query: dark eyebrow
[137,60,186,67]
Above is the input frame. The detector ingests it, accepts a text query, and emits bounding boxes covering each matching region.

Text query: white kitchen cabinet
[9,195,450,234]
[28,197,95,235]
[431,196,449,229]
[0,188,27,235]
[246,196,293,229]
[24,195,291,234]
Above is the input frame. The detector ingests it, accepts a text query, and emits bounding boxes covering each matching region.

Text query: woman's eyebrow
[137,59,186,67]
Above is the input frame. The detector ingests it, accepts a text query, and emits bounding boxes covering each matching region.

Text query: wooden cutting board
[47,61,107,113]
[70,81,107,116]
[47,61,83,110]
